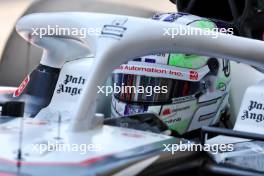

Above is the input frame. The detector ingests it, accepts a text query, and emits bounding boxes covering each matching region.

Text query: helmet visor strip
[112,73,201,104]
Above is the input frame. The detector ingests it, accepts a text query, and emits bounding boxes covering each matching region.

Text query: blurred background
[0,0,174,59]
[0,0,32,57]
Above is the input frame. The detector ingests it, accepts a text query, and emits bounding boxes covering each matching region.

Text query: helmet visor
[113,73,201,104]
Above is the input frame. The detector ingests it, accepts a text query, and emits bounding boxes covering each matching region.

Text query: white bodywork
[234,80,264,134]
[0,118,169,163]
[15,12,264,132]
[206,79,264,167]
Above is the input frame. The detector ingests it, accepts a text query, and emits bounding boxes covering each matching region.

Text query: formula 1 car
[0,12,264,176]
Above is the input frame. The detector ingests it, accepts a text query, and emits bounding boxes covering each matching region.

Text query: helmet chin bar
[16,12,264,132]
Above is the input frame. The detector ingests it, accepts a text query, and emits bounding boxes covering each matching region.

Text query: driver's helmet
[111,13,231,135]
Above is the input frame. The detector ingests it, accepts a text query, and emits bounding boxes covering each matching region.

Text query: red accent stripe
[0,155,107,167]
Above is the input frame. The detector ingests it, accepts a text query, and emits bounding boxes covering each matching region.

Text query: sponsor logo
[101,18,128,39]
[162,108,172,116]
[172,95,196,103]
[223,60,231,77]
[217,82,227,91]
[162,106,190,116]
[117,65,167,74]
[189,71,198,80]
[241,100,264,122]
[162,106,191,115]
[56,74,85,96]
[13,75,30,97]
[124,104,147,115]
[115,65,184,77]
[164,117,182,125]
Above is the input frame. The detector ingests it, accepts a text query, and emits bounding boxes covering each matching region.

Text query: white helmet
[111,13,231,135]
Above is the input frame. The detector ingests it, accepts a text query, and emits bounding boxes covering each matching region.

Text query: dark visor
[113,73,200,104]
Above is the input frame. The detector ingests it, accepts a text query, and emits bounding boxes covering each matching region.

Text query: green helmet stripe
[168,20,215,69]
[196,20,216,30]
[169,54,208,69]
